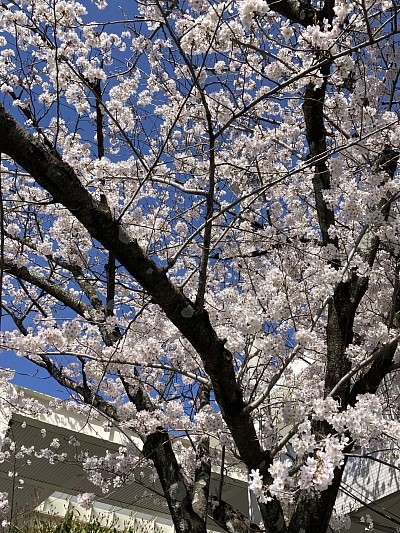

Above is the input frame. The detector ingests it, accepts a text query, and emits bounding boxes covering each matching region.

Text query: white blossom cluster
[0,493,9,514]
[76,492,95,510]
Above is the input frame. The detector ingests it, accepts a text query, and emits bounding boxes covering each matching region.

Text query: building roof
[0,385,248,531]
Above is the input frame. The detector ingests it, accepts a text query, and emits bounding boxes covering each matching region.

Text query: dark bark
[3,260,91,319]
[350,339,398,403]
[143,430,207,533]
[105,252,116,316]
[325,282,353,402]
[302,71,335,248]
[121,374,207,533]
[265,0,317,26]
[210,498,263,533]
[294,24,348,530]
[192,434,211,521]
[288,465,345,533]
[193,386,212,521]
[91,77,116,318]
[259,499,288,533]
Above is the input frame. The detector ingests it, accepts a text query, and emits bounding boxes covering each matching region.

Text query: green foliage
[9,513,134,533]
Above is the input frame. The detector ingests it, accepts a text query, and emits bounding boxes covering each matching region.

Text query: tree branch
[192,386,211,521]
[34,353,117,419]
[0,103,272,482]
[3,259,91,318]
[209,497,263,533]
[265,0,317,26]
[349,339,398,404]
[120,373,206,532]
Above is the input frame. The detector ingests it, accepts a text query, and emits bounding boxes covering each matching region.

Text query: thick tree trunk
[259,500,288,533]
[288,465,345,533]
[143,430,207,533]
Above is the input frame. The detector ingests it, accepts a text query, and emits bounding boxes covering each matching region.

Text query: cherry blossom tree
[0,0,399,531]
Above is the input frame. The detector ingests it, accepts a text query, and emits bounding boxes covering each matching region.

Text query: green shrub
[9,513,134,533]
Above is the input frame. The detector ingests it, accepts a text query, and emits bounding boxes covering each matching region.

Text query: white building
[0,385,248,532]
[1,385,400,532]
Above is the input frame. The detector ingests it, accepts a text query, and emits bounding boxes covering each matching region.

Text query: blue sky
[1,0,138,398]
